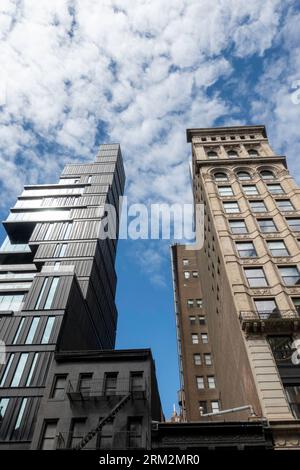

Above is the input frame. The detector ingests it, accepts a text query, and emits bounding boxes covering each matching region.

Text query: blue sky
[0,0,300,417]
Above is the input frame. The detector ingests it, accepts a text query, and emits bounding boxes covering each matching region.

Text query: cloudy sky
[0,0,300,416]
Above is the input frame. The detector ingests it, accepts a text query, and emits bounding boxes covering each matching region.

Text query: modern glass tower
[0,144,125,445]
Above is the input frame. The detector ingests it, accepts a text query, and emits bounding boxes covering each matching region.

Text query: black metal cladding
[0,144,124,447]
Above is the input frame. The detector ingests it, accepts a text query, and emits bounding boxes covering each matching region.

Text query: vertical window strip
[14,398,28,431]
[11,353,29,387]
[0,353,15,387]
[41,317,55,344]
[44,278,59,310]
[26,353,39,387]
[35,278,48,310]
[25,317,40,344]
[12,318,25,344]
[0,397,9,418]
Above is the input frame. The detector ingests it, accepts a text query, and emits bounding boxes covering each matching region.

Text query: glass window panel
[278,266,300,285]
[244,268,268,287]
[0,354,15,387]
[229,220,247,234]
[35,278,48,310]
[236,242,257,257]
[287,218,300,231]
[26,353,39,386]
[218,186,233,196]
[237,172,251,180]
[243,185,258,195]
[11,353,29,387]
[44,278,59,309]
[223,202,240,213]
[267,184,284,194]
[211,401,220,413]
[25,317,40,344]
[260,171,275,180]
[13,318,25,344]
[14,398,28,431]
[267,240,289,256]
[196,377,204,389]
[276,200,294,211]
[0,397,9,419]
[208,376,216,388]
[250,200,267,212]
[41,317,55,344]
[257,219,277,232]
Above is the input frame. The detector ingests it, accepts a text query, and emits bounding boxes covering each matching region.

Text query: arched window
[248,149,259,157]
[260,170,275,180]
[227,149,238,158]
[214,172,228,182]
[207,150,218,159]
[237,171,251,180]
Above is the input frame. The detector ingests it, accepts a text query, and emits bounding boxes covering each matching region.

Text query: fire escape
[56,378,148,450]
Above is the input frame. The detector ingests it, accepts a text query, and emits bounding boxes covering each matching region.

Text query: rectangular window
[13,398,28,434]
[223,202,240,214]
[278,266,300,286]
[183,259,189,266]
[184,271,190,279]
[292,298,300,315]
[187,299,194,308]
[267,184,284,194]
[254,299,278,319]
[218,186,233,197]
[63,222,73,239]
[41,316,55,344]
[201,333,208,344]
[198,315,206,325]
[236,241,257,258]
[12,318,25,344]
[267,240,289,256]
[284,386,300,419]
[35,278,49,310]
[130,372,144,391]
[25,353,39,386]
[192,334,199,344]
[257,218,277,232]
[229,219,247,234]
[189,316,196,325]
[204,353,212,365]
[69,418,86,448]
[0,397,9,419]
[244,268,268,287]
[98,421,113,449]
[44,278,59,309]
[104,373,118,395]
[25,317,40,344]
[250,200,267,212]
[208,376,216,389]
[51,375,67,399]
[44,224,54,241]
[128,417,143,449]
[211,400,220,413]
[0,354,15,387]
[54,244,67,258]
[192,271,199,278]
[276,199,294,211]
[11,353,29,387]
[199,401,208,415]
[196,376,204,389]
[196,299,203,308]
[78,373,93,395]
[0,293,24,312]
[286,218,300,231]
[194,354,201,365]
[242,185,258,196]
[40,421,58,450]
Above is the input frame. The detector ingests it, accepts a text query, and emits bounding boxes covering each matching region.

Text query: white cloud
[0,0,299,281]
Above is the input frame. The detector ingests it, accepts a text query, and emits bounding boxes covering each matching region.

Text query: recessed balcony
[239,310,300,334]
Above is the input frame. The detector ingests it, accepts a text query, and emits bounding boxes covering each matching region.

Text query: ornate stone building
[172,125,300,449]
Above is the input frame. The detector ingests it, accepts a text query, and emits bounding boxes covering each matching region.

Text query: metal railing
[239,309,300,321]
[66,379,147,401]
[56,431,147,450]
